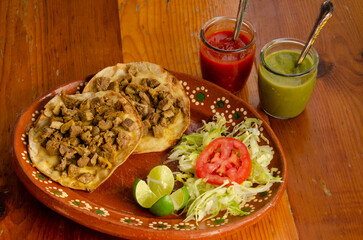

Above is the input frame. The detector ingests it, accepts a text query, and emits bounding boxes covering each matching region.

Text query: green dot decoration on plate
[37,174,45,180]
[216,100,224,108]
[94,210,104,215]
[233,112,242,120]
[196,92,205,102]
[72,201,81,206]
[258,191,268,198]
[242,208,251,212]
[52,190,61,195]
[214,219,225,224]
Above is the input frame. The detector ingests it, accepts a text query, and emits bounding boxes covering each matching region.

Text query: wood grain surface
[0,0,362,239]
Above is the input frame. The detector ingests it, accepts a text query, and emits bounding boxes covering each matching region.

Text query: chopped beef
[55,158,67,171]
[101,142,115,153]
[146,78,160,88]
[119,78,130,89]
[124,85,136,95]
[107,81,120,92]
[104,131,115,144]
[113,117,122,127]
[42,127,55,139]
[69,125,82,137]
[52,104,61,116]
[61,106,80,120]
[103,109,118,120]
[176,97,188,114]
[148,111,161,126]
[95,77,111,91]
[68,137,80,146]
[97,156,112,169]
[159,117,169,127]
[142,120,151,136]
[90,97,102,109]
[89,153,98,166]
[97,105,110,115]
[79,99,91,111]
[53,132,63,141]
[82,126,93,132]
[148,88,159,104]
[77,173,95,184]
[158,97,173,111]
[139,91,151,105]
[92,115,103,125]
[135,103,149,118]
[75,146,90,157]
[91,126,100,136]
[77,156,90,167]
[162,109,175,118]
[121,118,135,131]
[61,92,81,108]
[50,120,63,130]
[59,143,77,159]
[157,88,170,99]
[98,119,113,131]
[81,131,93,144]
[152,125,164,138]
[60,120,75,134]
[67,164,80,178]
[92,135,103,146]
[116,130,131,149]
[101,95,114,107]
[46,139,61,155]
[81,110,94,121]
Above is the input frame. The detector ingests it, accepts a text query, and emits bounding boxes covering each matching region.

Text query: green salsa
[258,50,317,119]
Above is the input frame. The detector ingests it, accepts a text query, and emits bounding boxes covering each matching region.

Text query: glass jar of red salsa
[200,17,256,93]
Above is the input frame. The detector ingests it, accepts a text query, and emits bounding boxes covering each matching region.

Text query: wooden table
[0,0,362,239]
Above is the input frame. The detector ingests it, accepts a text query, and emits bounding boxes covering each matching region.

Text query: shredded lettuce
[165,115,281,223]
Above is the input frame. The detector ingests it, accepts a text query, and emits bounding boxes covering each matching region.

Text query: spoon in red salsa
[233,0,249,41]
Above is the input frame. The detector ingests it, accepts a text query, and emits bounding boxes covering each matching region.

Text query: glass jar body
[200,17,256,93]
[258,38,319,119]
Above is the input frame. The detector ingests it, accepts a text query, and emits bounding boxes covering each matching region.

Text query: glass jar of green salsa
[258,38,319,119]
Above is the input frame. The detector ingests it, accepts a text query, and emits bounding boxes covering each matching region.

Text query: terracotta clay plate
[12,72,287,240]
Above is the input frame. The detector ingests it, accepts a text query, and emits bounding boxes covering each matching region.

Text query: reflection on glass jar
[258,38,319,119]
[200,16,256,93]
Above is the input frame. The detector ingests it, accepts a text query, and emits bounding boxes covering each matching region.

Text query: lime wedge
[147,165,174,199]
[149,194,174,217]
[132,178,158,208]
[170,186,189,211]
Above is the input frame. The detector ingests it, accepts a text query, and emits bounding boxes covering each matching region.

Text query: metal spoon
[233,0,249,41]
[296,1,334,65]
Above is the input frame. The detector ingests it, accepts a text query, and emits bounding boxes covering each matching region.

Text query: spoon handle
[297,1,334,65]
[233,0,249,41]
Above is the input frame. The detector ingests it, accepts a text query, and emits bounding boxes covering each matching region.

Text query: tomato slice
[196,137,251,186]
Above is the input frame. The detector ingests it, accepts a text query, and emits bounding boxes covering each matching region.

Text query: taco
[83,62,190,154]
[28,91,142,192]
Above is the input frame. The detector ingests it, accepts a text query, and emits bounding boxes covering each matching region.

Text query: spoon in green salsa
[296,1,334,65]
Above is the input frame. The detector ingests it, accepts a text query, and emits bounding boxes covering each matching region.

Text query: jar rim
[260,38,319,77]
[200,16,256,53]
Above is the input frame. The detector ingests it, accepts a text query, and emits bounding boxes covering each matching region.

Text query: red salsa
[200,30,255,93]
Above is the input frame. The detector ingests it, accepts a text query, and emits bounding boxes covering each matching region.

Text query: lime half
[147,165,174,199]
[170,186,189,211]
[149,194,174,217]
[133,178,158,208]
